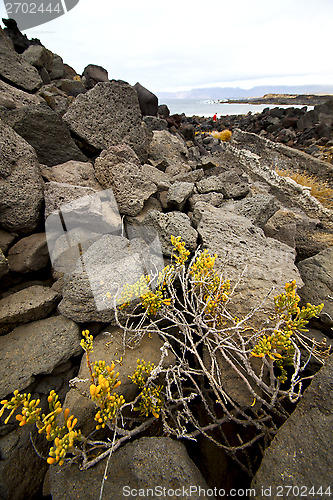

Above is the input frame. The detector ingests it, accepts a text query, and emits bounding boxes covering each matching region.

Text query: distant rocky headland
[225,93,333,106]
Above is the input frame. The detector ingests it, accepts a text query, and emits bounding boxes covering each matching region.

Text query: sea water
[158,98,314,118]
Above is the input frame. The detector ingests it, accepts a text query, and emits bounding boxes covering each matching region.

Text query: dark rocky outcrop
[134,81,158,116]
[82,63,109,89]
[1,103,87,166]
[0,119,44,234]
[252,354,333,498]
[0,27,42,91]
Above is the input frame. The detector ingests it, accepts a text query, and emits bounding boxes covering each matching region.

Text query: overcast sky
[1,0,332,94]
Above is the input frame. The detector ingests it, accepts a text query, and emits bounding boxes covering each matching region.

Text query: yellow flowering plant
[0,332,162,469]
[0,237,328,478]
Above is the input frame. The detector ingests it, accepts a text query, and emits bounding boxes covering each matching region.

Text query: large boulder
[297,247,333,331]
[167,181,194,211]
[148,129,189,171]
[41,160,102,189]
[49,53,65,80]
[82,64,109,89]
[58,235,163,323]
[0,79,44,109]
[50,437,211,500]
[252,354,333,498]
[0,285,61,336]
[63,81,150,161]
[0,119,44,234]
[94,144,157,216]
[45,186,122,275]
[21,44,53,71]
[44,181,98,219]
[1,104,87,166]
[138,210,198,256]
[134,82,158,116]
[0,315,81,399]
[0,28,42,91]
[193,202,302,322]
[7,233,49,273]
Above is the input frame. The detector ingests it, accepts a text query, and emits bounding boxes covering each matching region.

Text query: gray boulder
[7,233,49,273]
[21,45,53,71]
[58,235,163,323]
[134,82,158,116]
[264,207,320,251]
[0,79,44,109]
[1,104,87,166]
[189,192,224,210]
[82,64,109,89]
[45,185,122,274]
[142,210,198,256]
[141,163,172,190]
[50,437,211,500]
[194,202,301,322]
[218,168,250,199]
[0,120,44,234]
[143,115,168,131]
[94,145,157,216]
[148,130,189,170]
[41,160,102,189]
[233,193,280,227]
[252,354,333,499]
[196,175,224,194]
[63,81,150,161]
[0,285,61,336]
[0,29,42,91]
[167,181,194,210]
[49,53,65,80]
[0,315,81,399]
[297,247,333,330]
[44,181,97,219]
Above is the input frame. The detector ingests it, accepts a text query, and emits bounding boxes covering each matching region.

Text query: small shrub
[0,237,328,477]
[211,129,232,141]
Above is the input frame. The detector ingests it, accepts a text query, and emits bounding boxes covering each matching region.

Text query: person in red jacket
[213,113,217,122]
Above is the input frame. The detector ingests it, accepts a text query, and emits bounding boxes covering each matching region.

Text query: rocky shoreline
[0,19,332,500]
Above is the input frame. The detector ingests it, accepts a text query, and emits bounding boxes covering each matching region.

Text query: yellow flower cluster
[252,281,324,376]
[129,359,163,419]
[0,390,41,426]
[89,360,125,430]
[0,389,82,466]
[211,129,232,142]
[171,235,190,267]
[190,249,231,320]
[129,359,155,388]
[80,329,94,354]
[119,275,151,309]
[134,386,163,419]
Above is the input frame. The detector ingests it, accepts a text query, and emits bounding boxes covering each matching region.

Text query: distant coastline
[223,93,333,106]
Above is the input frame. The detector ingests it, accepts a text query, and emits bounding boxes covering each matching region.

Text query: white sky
[1,0,333,94]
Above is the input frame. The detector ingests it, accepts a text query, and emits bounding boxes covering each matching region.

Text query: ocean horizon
[158,98,314,118]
